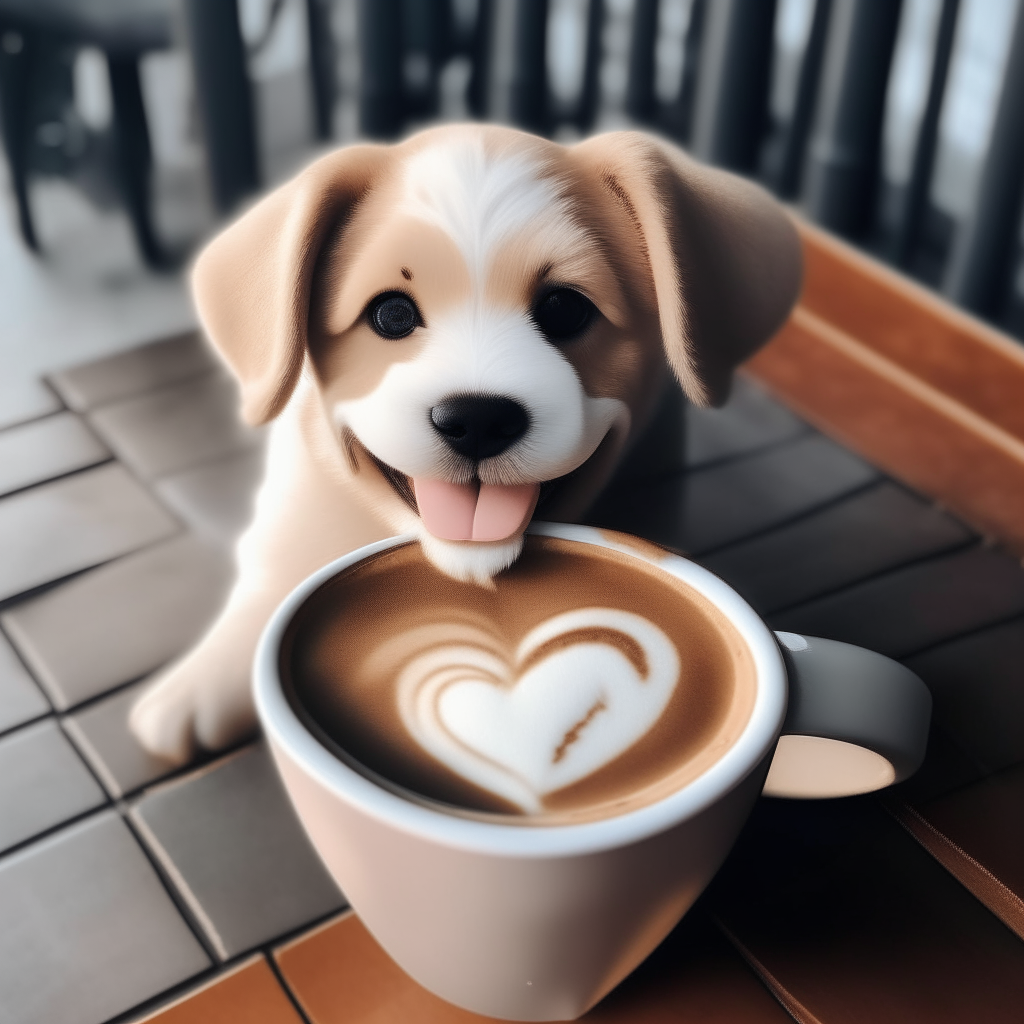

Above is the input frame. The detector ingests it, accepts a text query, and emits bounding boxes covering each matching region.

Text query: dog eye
[369,293,419,339]
[533,289,596,342]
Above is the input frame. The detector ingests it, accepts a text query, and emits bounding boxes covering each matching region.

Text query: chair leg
[107,53,165,268]
[305,0,336,141]
[0,24,39,250]
[180,0,260,215]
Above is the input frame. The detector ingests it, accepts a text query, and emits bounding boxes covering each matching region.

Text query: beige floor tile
[64,681,188,797]
[2,533,233,709]
[0,412,110,498]
[49,332,218,414]
[154,446,266,545]
[88,372,261,481]
[0,463,179,602]
[0,719,106,853]
[131,744,345,961]
[0,631,50,736]
[0,811,210,1024]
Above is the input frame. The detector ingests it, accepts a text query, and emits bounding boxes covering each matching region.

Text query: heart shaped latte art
[395,609,681,813]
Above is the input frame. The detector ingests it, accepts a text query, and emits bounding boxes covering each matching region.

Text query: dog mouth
[354,437,566,544]
[411,477,540,542]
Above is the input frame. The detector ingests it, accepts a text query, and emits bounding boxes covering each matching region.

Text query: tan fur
[130,125,801,764]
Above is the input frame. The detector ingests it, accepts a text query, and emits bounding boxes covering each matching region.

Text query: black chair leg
[358,0,404,139]
[107,53,164,268]
[0,24,39,250]
[181,0,260,215]
[305,0,336,141]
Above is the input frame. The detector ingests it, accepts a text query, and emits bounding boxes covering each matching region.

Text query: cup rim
[254,523,787,857]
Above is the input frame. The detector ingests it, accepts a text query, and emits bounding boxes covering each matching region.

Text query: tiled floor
[0,334,1023,1022]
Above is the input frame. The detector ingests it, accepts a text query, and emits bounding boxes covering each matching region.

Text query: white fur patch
[334,303,627,491]
[399,138,590,282]
[417,530,525,587]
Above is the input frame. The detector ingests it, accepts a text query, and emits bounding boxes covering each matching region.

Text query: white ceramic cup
[254,523,931,1022]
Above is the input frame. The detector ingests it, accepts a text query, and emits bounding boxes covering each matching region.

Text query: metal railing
[2,0,1022,342]
[346,0,1024,341]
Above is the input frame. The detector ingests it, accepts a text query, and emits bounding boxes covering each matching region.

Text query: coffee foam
[282,536,756,825]
[395,607,681,813]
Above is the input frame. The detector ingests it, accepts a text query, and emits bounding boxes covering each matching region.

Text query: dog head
[192,125,801,584]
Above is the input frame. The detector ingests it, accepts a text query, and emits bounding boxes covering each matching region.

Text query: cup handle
[761,632,932,799]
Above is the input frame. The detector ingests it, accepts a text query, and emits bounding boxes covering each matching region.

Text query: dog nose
[430,395,530,460]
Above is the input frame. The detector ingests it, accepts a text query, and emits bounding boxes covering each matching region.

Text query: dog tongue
[414,479,540,543]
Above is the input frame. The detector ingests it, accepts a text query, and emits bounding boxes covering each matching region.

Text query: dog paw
[129,679,200,765]
[129,662,258,766]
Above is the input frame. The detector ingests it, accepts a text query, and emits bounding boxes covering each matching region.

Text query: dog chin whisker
[478,451,542,487]
[417,530,525,588]
[437,450,476,484]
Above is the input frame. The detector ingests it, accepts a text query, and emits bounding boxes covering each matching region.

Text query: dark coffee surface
[282,536,755,823]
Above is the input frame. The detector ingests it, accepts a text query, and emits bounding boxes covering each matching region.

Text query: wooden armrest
[746,217,1024,555]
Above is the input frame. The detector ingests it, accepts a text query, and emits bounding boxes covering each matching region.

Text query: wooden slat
[709,797,1024,1024]
[796,222,1024,441]
[887,799,1024,944]
[746,225,1024,553]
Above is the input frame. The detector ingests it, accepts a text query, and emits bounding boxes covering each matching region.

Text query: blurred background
[2,0,1023,427]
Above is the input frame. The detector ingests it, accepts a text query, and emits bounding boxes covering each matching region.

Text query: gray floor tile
[131,743,345,961]
[685,375,807,469]
[0,719,106,854]
[2,534,234,710]
[771,545,1024,660]
[905,617,1024,774]
[48,332,218,413]
[154,446,266,545]
[589,434,879,554]
[0,412,110,497]
[88,372,262,481]
[0,463,179,602]
[0,380,64,433]
[64,681,183,798]
[0,631,49,735]
[702,484,975,614]
[0,810,210,1024]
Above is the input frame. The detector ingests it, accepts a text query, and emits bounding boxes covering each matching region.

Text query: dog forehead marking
[399,139,585,279]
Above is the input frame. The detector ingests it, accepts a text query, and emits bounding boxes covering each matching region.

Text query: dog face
[192,126,801,583]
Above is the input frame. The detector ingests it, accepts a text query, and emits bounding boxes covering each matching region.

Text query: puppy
[130,124,801,764]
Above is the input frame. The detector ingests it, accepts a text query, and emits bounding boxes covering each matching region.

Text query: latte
[281,534,756,824]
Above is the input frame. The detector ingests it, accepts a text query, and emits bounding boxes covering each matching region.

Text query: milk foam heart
[396,609,681,812]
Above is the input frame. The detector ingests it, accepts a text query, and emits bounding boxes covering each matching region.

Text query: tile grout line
[120,805,226,964]
[0,455,117,503]
[0,386,68,432]
[676,423,816,478]
[104,964,225,1024]
[689,476,884,559]
[752,535,981,618]
[0,619,54,741]
[615,423,819,492]
[893,609,1024,664]
[60,717,128,800]
[0,801,114,864]
[265,952,315,1024]
[0,561,122,618]
[48,362,220,419]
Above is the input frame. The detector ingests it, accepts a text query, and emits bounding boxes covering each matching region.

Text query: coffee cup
[254,523,931,1021]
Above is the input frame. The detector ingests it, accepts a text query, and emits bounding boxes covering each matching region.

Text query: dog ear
[191,145,389,425]
[573,133,802,406]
